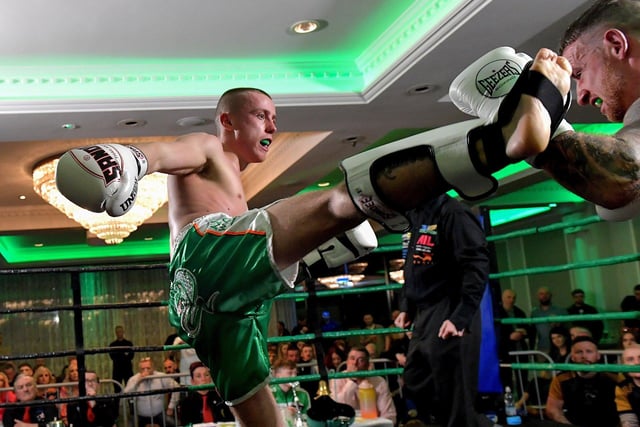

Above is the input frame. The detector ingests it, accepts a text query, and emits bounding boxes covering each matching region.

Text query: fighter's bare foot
[502,48,572,160]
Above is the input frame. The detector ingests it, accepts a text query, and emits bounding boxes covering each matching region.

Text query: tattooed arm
[536,121,640,209]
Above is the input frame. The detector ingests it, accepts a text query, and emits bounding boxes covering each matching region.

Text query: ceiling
[0,0,608,268]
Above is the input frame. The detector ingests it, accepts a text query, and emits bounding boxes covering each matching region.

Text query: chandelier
[33,157,168,245]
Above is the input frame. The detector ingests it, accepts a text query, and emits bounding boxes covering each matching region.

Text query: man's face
[572,293,585,306]
[623,347,640,380]
[562,32,634,122]
[139,360,153,377]
[14,375,37,402]
[191,366,212,386]
[226,91,277,165]
[115,327,124,339]
[85,373,99,395]
[346,350,368,372]
[275,367,297,392]
[286,350,299,362]
[537,288,551,304]
[502,290,516,308]
[19,365,33,376]
[363,315,374,326]
[634,290,640,301]
[163,360,177,374]
[571,341,599,366]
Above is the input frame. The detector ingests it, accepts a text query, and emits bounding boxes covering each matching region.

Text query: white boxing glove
[449,46,573,167]
[449,46,532,119]
[596,200,640,221]
[56,144,148,217]
[302,220,378,277]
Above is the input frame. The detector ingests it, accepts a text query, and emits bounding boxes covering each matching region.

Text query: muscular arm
[537,123,640,209]
[545,395,571,424]
[138,132,224,176]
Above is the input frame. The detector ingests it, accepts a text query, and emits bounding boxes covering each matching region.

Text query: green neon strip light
[0,0,464,100]
[0,235,169,264]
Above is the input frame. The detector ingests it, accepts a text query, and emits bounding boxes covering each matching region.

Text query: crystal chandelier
[33,158,168,245]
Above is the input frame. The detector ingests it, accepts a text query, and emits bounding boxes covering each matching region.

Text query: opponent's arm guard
[340,47,572,233]
[56,144,148,217]
[302,220,378,278]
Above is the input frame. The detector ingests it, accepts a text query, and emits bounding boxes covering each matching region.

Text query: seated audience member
[173,336,200,385]
[546,336,621,427]
[567,289,604,343]
[17,363,34,377]
[67,370,119,427]
[178,362,234,425]
[0,372,16,421]
[1,362,17,387]
[331,346,397,424]
[277,321,291,337]
[621,329,640,350]
[384,310,408,353]
[360,314,384,356]
[324,346,346,372]
[124,356,180,427]
[514,370,553,418]
[569,325,593,341]
[33,366,57,400]
[548,326,571,364]
[298,343,319,397]
[3,374,58,426]
[616,344,640,427]
[59,358,79,423]
[270,360,311,421]
[286,345,300,364]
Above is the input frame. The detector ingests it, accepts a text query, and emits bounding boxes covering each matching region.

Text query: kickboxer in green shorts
[57,60,572,426]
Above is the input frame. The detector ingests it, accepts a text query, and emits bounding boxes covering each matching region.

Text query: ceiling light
[61,123,79,130]
[176,116,213,127]
[33,158,168,245]
[317,182,331,188]
[116,119,147,128]
[19,195,26,200]
[288,19,328,35]
[406,83,436,95]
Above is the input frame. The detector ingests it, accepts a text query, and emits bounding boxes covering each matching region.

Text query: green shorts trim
[168,209,297,404]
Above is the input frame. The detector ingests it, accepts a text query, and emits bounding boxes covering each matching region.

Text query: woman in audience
[621,328,639,349]
[548,326,571,364]
[33,365,58,400]
[0,371,16,421]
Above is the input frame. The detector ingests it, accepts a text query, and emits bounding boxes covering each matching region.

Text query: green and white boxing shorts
[168,209,297,405]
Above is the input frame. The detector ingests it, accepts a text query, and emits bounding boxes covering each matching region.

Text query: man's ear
[604,28,630,58]
[219,113,233,129]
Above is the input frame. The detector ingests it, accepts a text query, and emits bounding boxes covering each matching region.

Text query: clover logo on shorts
[169,268,219,339]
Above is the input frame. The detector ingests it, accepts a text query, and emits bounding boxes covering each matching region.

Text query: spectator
[108,325,134,392]
[291,317,309,337]
[384,310,407,353]
[546,336,621,426]
[569,325,593,341]
[162,357,179,385]
[549,326,571,364]
[124,356,180,427]
[33,366,57,400]
[531,287,567,354]
[621,285,640,329]
[0,371,16,422]
[172,336,201,385]
[17,363,33,377]
[178,362,233,425]
[1,362,17,387]
[286,345,300,364]
[269,360,311,423]
[567,289,604,343]
[59,358,79,423]
[297,343,319,397]
[67,370,119,427]
[277,343,291,364]
[616,344,640,427]
[331,346,397,424]
[320,311,340,332]
[276,321,291,337]
[496,288,530,390]
[621,328,640,350]
[360,314,385,358]
[2,374,57,426]
[324,347,346,372]
[164,329,180,362]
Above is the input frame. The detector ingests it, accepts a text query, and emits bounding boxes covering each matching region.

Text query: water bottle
[504,386,522,425]
[358,379,378,419]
